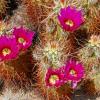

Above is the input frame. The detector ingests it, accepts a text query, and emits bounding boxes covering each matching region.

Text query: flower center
[18,37,26,44]
[49,75,59,85]
[2,48,11,56]
[65,20,74,27]
[70,69,77,76]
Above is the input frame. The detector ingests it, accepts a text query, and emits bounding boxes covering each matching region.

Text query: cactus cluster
[0,0,99,100]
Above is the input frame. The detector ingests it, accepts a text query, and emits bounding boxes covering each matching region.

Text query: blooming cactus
[58,6,84,32]
[13,27,35,50]
[0,36,19,61]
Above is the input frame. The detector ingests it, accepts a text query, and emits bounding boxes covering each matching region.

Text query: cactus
[0,0,7,18]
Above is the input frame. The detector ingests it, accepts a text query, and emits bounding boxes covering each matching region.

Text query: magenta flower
[0,36,19,61]
[64,60,84,82]
[45,68,64,88]
[58,6,84,32]
[13,27,35,50]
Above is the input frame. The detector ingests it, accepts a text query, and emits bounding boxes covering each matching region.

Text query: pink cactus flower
[13,27,35,50]
[65,60,84,82]
[58,6,84,32]
[0,36,19,61]
[45,68,65,88]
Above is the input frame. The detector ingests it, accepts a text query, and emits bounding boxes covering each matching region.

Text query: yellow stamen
[70,69,76,76]
[49,75,59,85]
[18,37,26,44]
[65,20,74,27]
[2,48,11,56]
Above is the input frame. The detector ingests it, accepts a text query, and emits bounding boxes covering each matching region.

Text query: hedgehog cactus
[89,66,100,94]
[87,6,100,34]
[0,0,7,18]
[32,31,85,99]
[32,32,75,99]
[30,0,99,99]
[35,66,72,100]
[0,0,100,99]
[0,87,43,100]
[82,64,100,95]
[32,33,75,69]
[78,33,100,95]
[9,5,30,28]
[22,0,53,32]
[0,26,35,90]
[78,35,100,68]
[0,21,8,35]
